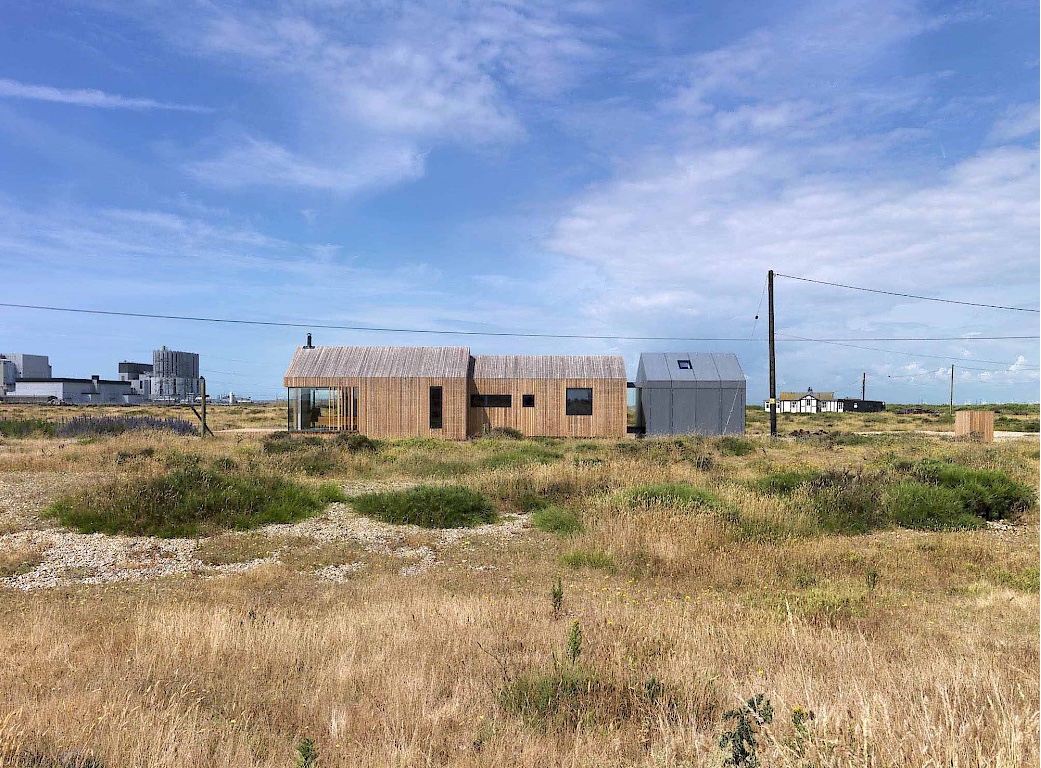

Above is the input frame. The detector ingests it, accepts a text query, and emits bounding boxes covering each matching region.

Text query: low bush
[531,505,584,535]
[482,444,563,469]
[47,467,327,538]
[351,486,497,528]
[500,666,637,729]
[0,418,57,438]
[628,483,726,510]
[807,471,887,535]
[483,426,524,440]
[57,415,197,438]
[315,482,348,503]
[717,436,755,456]
[335,432,380,452]
[752,470,820,496]
[909,459,1034,522]
[886,481,985,531]
[560,548,615,571]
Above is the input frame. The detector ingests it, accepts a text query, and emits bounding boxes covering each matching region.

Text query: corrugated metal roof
[634,352,746,388]
[472,355,626,379]
[284,346,471,379]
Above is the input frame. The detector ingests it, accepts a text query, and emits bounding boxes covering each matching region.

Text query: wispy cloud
[0,78,209,112]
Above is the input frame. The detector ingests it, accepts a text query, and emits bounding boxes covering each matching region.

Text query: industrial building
[119,361,153,399]
[634,353,746,436]
[1,353,52,393]
[149,347,201,402]
[284,345,627,438]
[8,375,138,404]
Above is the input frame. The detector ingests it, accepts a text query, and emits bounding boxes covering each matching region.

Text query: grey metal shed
[634,353,746,436]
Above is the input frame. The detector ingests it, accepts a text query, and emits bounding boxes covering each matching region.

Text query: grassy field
[0,404,1037,767]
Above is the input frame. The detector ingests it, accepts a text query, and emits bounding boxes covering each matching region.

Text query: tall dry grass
[0,424,1036,766]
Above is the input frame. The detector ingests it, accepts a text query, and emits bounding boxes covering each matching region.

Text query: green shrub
[886,481,985,531]
[560,549,615,571]
[0,418,56,438]
[315,482,348,503]
[335,432,380,452]
[484,426,524,439]
[482,444,562,469]
[753,471,819,495]
[351,486,497,528]
[909,459,1035,522]
[718,436,755,456]
[628,483,726,510]
[47,467,326,538]
[807,471,888,535]
[531,506,584,535]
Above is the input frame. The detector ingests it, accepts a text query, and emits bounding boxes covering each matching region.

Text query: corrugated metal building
[283,345,627,438]
[634,353,746,436]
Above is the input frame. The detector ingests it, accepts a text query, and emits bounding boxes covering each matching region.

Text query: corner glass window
[522,394,535,408]
[565,387,593,416]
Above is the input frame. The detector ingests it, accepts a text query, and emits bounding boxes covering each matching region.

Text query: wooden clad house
[469,355,627,438]
[283,345,627,439]
[284,346,470,439]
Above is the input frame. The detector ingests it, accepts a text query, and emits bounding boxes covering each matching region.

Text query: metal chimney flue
[304,333,314,349]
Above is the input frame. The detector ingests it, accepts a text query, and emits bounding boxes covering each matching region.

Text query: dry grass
[0,418,1036,767]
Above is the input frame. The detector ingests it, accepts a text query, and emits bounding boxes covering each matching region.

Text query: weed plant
[351,486,497,528]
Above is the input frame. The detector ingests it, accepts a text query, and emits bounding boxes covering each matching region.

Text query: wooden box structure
[284,345,627,439]
[954,410,994,442]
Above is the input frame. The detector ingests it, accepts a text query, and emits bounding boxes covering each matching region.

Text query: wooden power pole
[862,371,866,400]
[768,270,777,438]
[201,376,208,437]
[949,365,954,416]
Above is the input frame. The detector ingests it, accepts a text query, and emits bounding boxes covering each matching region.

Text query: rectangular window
[677,359,692,369]
[522,394,535,408]
[565,387,593,416]
[470,393,512,408]
[429,386,443,429]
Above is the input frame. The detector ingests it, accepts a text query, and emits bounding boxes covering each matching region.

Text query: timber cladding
[468,377,627,438]
[283,346,628,439]
[954,410,994,443]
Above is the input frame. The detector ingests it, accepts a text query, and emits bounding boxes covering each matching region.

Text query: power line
[777,333,1041,369]
[1,301,1037,344]
[775,273,1041,313]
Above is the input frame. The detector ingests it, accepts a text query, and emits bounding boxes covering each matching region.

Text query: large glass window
[565,387,593,416]
[429,386,443,429]
[288,387,340,430]
[471,393,512,408]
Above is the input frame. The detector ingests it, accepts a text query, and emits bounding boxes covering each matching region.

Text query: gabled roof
[635,353,745,389]
[284,346,470,381]
[780,391,835,401]
[472,355,626,379]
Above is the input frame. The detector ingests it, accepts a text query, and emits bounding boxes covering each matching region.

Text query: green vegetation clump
[483,426,524,440]
[886,481,985,531]
[909,459,1035,522]
[351,486,497,528]
[628,483,726,510]
[481,443,563,469]
[717,436,755,456]
[559,548,615,571]
[335,432,380,452]
[47,467,328,538]
[315,482,348,503]
[807,471,888,535]
[0,418,56,438]
[752,470,820,496]
[531,505,584,535]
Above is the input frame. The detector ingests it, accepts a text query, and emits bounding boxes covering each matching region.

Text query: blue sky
[1,0,1038,402]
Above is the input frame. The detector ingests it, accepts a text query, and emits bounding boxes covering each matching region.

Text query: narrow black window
[470,394,512,408]
[429,386,443,429]
[677,359,692,369]
[565,387,593,416]
[522,394,535,408]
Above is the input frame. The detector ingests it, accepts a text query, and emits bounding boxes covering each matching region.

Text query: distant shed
[635,353,746,436]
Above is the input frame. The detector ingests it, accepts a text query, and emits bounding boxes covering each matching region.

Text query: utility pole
[768,270,777,438]
[201,376,208,438]
[949,365,954,417]
[861,371,866,401]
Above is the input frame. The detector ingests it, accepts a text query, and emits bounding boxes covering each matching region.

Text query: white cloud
[0,78,207,112]
[987,102,1039,143]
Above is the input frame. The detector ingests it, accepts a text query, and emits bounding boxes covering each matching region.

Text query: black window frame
[677,359,692,369]
[429,385,443,429]
[470,393,512,408]
[565,387,593,416]
[522,394,535,408]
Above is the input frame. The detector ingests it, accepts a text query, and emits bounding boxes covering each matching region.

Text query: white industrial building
[9,375,140,404]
